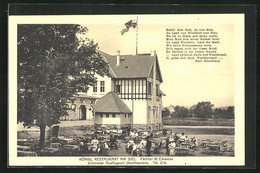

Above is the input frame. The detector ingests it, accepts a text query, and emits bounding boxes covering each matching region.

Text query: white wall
[95,113,131,125]
[123,100,147,124]
[87,74,112,97]
[147,97,163,125]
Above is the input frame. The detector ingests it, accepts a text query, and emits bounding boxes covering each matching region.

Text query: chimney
[150,50,156,56]
[117,50,120,66]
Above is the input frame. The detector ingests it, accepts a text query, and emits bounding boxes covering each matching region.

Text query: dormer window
[93,82,97,92]
[100,81,105,92]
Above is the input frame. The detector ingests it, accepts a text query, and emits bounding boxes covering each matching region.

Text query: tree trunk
[39,107,47,149]
[39,124,46,149]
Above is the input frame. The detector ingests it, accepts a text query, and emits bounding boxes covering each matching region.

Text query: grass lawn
[164,126,234,135]
[163,117,234,126]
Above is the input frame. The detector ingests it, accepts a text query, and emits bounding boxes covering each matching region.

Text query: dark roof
[159,89,166,96]
[98,51,116,78]
[98,51,154,78]
[95,91,132,113]
[98,50,163,82]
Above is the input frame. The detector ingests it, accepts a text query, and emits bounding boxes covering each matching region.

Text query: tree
[214,108,225,118]
[193,101,214,118]
[214,106,235,119]
[18,24,110,148]
[162,107,171,119]
[173,105,189,117]
[226,106,235,119]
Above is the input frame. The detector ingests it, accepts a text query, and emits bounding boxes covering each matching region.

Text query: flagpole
[136,16,138,55]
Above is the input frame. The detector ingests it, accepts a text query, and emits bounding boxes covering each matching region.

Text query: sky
[80,15,235,108]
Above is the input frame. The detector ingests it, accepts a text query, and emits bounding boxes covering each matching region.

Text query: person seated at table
[103,141,110,150]
[169,136,174,143]
[91,137,99,153]
[140,137,147,147]
[179,132,186,143]
[190,137,197,146]
[143,131,149,137]
[131,143,138,155]
[134,131,139,137]
[163,129,167,136]
[109,135,118,150]
[126,138,135,154]
[79,141,85,151]
[106,128,110,134]
[149,131,153,138]
[118,128,122,134]
[173,133,179,142]
[168,139,176,156]
[185,135,189,142]
[112,128,117,133]
[127,138,134,145]
[138,137,147,155]
[170,131,173,136]
[130,130,134,137]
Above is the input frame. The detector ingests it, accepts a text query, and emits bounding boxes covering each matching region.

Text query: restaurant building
[66,50,165,130]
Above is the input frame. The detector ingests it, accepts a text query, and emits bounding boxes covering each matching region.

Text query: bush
[163,117,234,126]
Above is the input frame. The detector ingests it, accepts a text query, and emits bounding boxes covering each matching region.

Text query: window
[147,107,150,120]
[93,82,97,92]
[156,84,159,96]
[100,114,103,118]
[148,82,152,94]
[112,114,115,118]
[125,114,126,118]
[100,81,105,92]
[115,85,121,94]
[106,114,109,118]
[128,114,130,118]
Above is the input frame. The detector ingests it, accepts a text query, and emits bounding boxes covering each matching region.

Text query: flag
[121,28,129,35]
[121,19,138,35]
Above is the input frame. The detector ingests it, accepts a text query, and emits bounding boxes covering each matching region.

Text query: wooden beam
[142,79,143,99]
[135,79,136,99]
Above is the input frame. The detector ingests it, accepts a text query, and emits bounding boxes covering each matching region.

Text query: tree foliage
[18,24,110,148]
[162,107,171,118]
[173,105,189,117]
[193,101,214,118]
[214,106,234,119]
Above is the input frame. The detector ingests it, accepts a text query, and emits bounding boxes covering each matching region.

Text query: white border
[8,14,245,166]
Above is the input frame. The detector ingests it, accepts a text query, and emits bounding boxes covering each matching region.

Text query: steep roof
[98,50,162,82]
[159,89,166,96]
[95,91,132,113]
[98,51,117,78]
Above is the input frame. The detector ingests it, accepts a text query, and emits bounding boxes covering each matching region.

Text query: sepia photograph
[8,14,245,166]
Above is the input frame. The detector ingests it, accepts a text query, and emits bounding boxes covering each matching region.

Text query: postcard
[8,13,245,166]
